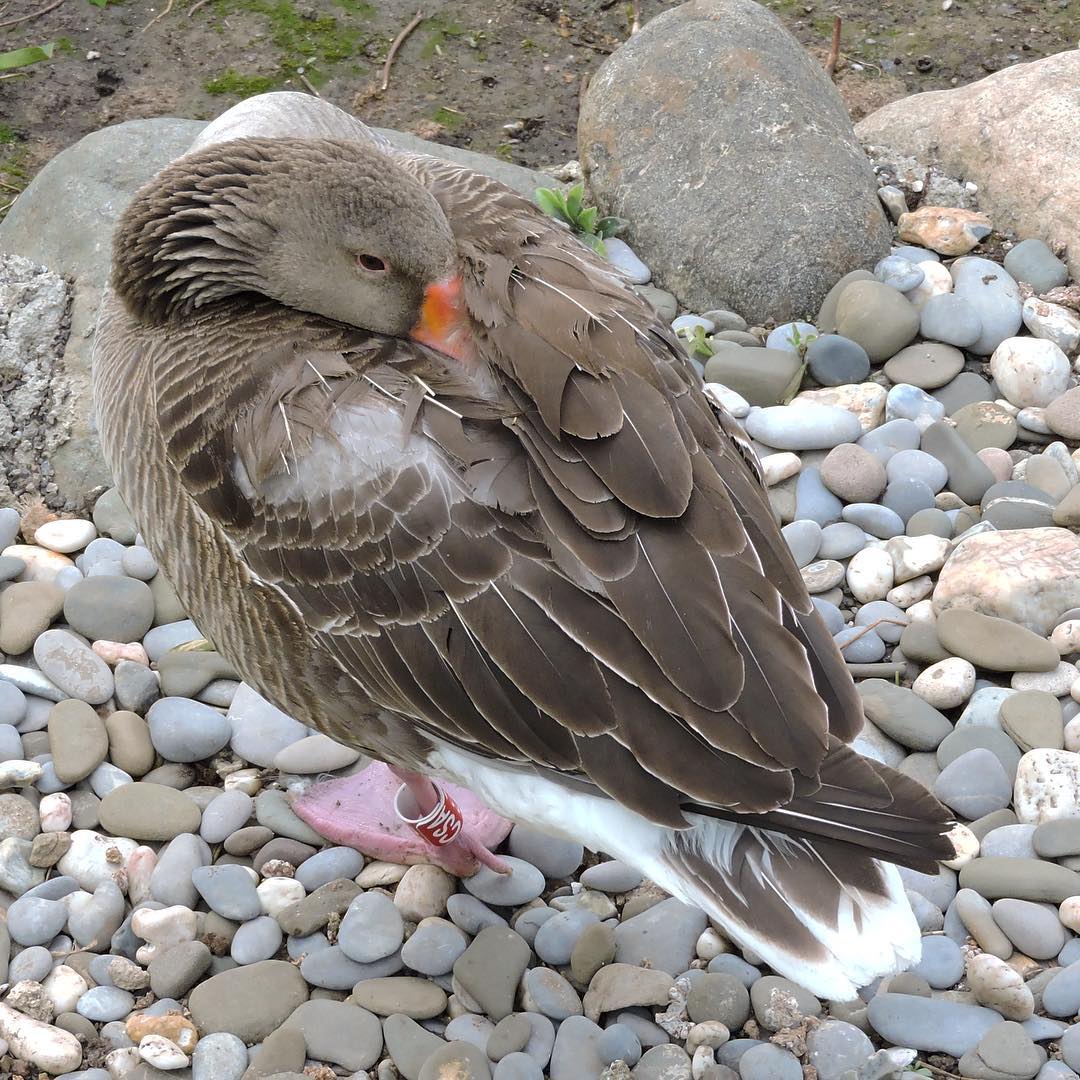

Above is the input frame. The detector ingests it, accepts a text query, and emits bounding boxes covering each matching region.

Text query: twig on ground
[0,0,64,30]
[141,0,174,31]
[630,0,641,33]
[187,0,211,15]
[382,8,423,92]
[298,71,321,97]
[825,16,842,78]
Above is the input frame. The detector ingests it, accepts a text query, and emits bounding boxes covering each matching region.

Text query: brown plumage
[93,93,954,999]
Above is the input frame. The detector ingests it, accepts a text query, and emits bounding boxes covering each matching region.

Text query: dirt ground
[1,0,1077,214]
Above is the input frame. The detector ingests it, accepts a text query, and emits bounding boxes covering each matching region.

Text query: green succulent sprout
[533,182,626,257]
[677,323,716,361]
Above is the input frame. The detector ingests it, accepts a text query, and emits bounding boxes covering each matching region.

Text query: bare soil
[1,0,1077,213]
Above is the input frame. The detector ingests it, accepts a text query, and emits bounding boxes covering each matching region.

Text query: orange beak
[409,275,476,364]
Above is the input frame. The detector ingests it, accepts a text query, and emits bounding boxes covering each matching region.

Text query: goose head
[111,137,472,356]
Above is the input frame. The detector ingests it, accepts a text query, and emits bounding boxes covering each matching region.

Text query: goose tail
[653,820,922,1002]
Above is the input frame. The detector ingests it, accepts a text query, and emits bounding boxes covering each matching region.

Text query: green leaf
[88,0,109,6]
[576,205,598,235]
[596,215,627,238]
[0,42,55,71]
[564,182,584,223]
[534,187,567,220]
[579,232,606,257]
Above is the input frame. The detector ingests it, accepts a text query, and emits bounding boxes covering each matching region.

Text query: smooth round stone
[765,321,817,353]
[886,383,947,431]
[801,560,845,593]
[846,546,895,603]
[806,1020,874,1080]
[533,909,599,966]
[199,791,254,845]
[98,783,201,841]
[1004,238,1069,294]
[833,626,886,663]
[911,934,965,989]
[9,945,53,984]
[1013,661,1079,696]
[191,1031,248,1080]
[866,993,1000,1056]
[46,699,109,785]
[0,552,26,581]
[951,256,1023,356]
[507,824,583,880]
[523,966,583,1021]
[919,294,983,348]
[794,467,843,526]
[882,478,936,523]
[935,374,996,419]
[744,404,861,451]
[885,342,966,390]
[805,334,871,387]
[859,417,921,463]
[77,986,135,1022]
[463,858,545,906]
[400,917,468,977]
[739,1042,802,1079]
[1024,296,1080,356]
[960,854,1080,904]
[939,727,1022,787]
[981,824,1038,860]
[0,682,27,727]
[604,238,649,283]
[703,381,751,419]
[875,254,924,292]
[1042,963,1080,1018]
[703,347,802,408]
[272,732,359,773]
[7,895,68,945]
[819,444,887,504]
[841,504,903,540]
[913,657,976,710]
[63,576,155,644]
[907,507,953,538]
[227,683,308,767]
[953,401,1019,453]
[991,337,1070,409]
[936,608,1059,674]
[231,916,282,965]
[339,891,404,963]
[192,864,262,922]
[835,280,920,363]
[859,679,952,751]
[148,697,231,763]
[934,748,1013,819]
[292,847,364,891]
[34,519,96,554]
[673,314,716,336]
[33,629,113,705]
[596,1023,641,1068]
[886,448,949,494]
[992,898,1067,959]
[817,522,866,560]
[781,520,823,568]
[579,860,642,894]
[0,792,38,847]
[188,960,308,1043]
[854,600,907,644]
[1001,691,1064,753]
[143,620,202,661]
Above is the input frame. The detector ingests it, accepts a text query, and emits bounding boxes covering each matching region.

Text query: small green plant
[0,42,55,71]
[787,324,818,357]
[204,69,276,96]
[533,182,626,256]
[677,323,716,361]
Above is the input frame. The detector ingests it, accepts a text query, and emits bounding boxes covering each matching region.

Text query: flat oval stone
[805,334,870,387]
[858,679,952,751]
[188,959,309,1042]
[951,256,1023,356]
[463,858,545,906]
[745,404,862,451]
[835,281,920,363]
[953,401,1019,452]
[48,699,108,784]
[959,857,1080,903]
[991,898,1066,959]
[866,993,1000,1055]
[338,891,404,964]
[63,576,155,644]
[33,629,113,705]
[920,420,996,505]
[936,608,1059,673]
[933,748,1012,819]
[148,697,231,763]
[884,342,965,389]
[99,783,202,841]
[1001,691,1064,753]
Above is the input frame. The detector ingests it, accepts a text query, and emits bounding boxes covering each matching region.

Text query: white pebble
[34,519,97,554]
[904,259,953,310]
[0,760,44,788]
[886,575,933,609]
[905,599,936,624]
[1052,620,1080,656]
[139,1033,189,1070]
[1011,661,1078,696]
[127,846,157,906]
[106,1046,142,1076]
[38,792,72,832]
[257,876,306,917]
[41,965,89,1014]
[1061,896,1080,933]
[1,544,75,584]
[759,452,801,486]
[695,927,728,961]
[1014,749,1080,825]
[887,535,950,584]
[223,768,262,796]
[603,237,650,284]
[1065,716,1080,753]
[702,382,750,420]
[990,336,1070,409]
[131,904,197,948]
[941,823,979,870]
[846,547,895,604]
[0,1003,83,1073]
[57,830,138,893]
[913,657,976,709]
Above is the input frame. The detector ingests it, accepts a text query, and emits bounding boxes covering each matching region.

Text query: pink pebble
[39,792,72,832]
[127,846,157,904]
[93,640,150,666]
[977,446,1014,484]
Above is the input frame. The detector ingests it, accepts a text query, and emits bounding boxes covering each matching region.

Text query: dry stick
[825,15,842,77]
[187,0,211,15]
[630,0,641,34]
[141,0,174,31]
[381,9,423,92]
[298,71,321,97]
[0,0,64,30]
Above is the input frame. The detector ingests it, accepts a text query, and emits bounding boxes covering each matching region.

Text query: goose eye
[357,254,387,272]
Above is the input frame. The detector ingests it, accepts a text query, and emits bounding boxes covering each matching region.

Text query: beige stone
[898,205,992,256]
[856,51,1080,280]
[934,527,1080,635]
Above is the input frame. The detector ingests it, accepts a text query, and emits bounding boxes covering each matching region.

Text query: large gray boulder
[578,0,891,323]
[856,50,1080,281]
[0,101,555,506]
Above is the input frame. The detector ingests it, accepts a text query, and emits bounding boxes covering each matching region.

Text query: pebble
[805,334,870,386]
[453,926,531,1021]
[919,293,983,348]
[64,576,155,644]
[835,280,920,362]
[885,383,946,430]
[991,336,1071,409]
[272,732,359,772]
[33,629,114,704]
[765,320,817,352]
[898,205,991,255]
[339,891,405,963]
[605,237,650,283]
[231,915,283,964]
[819,443,886,502]
[781,520,822,567]
[100,782,202,840]
[875,253,924,292]
[817,521,866,560]
[1023,296,1080,354]
[1004,237,1069,293]
[937,608,1059,673]
[77,986,135,1022]
[951,256,1024,355]
[794,466,843,525]
[463,857,545,906]
[1001,690,1064,752]
[993,897,1067,959]
[1015,750,1080,825]
[0,1002,83,1073]
[967,952,1035,1020]
[148,697,231,762]
[858,679,952,750]
[954,400,1020,452]
[192,864,262,921]
[188,959,309,1042]
[866,993,1001,1055]
[913,657,976,709]
[846,547,895,603]
[401,917,469,976]
[745,403,862,450]
[507,824,583,880]
[614,898,706,974]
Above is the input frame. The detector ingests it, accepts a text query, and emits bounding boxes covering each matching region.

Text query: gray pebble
[794,467,843,526]
[33,629,113,705]
[514,905,558,947]
[231,916,283,965]
[597,1023,642,1067]
[859,418,921,463]
[192,864,262,921]
[992,898,1067,959]
[228,682,308,767]
[191,1030,249,1080]
[911,934,965,989]
[299,944,402,990]
[148,697,231,763]
[934,748,1013,818]
[0,686,27,728]
[1004,238,1069,295]
[817,522,866,561]
[866,993,1000,1055]
[113,660,160,714]
[7,895,68,945]
[615,898,706,976]
[293,846,365,891]
[781,520,823,569]
[143,619,203,661]
[534,908,599,966]
[981,824,1038,860]
[76,985,135,1022]
[9,944,53,983]
[507,824,583,880]
[447,893,507,934]
[464,857,546,907]
[834,626,886,663]
[739,1042,802,1079]
[882,478,936,523]
[842,503,905,539]
[579,861,643,894]
[886,384,946,429]
[150,834,209,909]
[401,918,468,977]
[338,891,404,963]
[523,965,583,1020]
[920,293,983,348]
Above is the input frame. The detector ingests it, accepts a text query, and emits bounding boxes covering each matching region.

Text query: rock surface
[578,0,889,322]
[855,50,1080,279]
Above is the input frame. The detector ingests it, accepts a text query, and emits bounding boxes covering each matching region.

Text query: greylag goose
[93,93,954,999]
